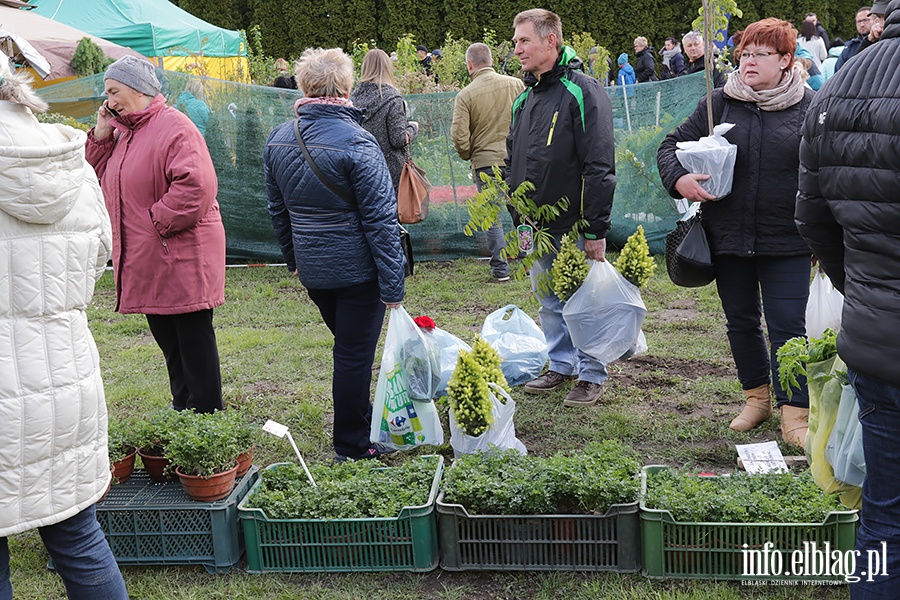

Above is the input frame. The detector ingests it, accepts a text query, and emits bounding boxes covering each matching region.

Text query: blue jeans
[0,505,128,600]
[714,255,810,408]
[849,369,900,598]
[475,167,509,279]
[307,280,386,457]
[529,236,607,385]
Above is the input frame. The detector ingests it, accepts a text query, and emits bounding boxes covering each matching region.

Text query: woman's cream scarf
[723,63,806,111]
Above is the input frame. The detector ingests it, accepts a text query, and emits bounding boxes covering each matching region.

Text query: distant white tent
[0,2,142,80]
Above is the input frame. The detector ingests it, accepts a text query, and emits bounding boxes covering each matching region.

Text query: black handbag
[665,211,714,287]
[293,119,413,277]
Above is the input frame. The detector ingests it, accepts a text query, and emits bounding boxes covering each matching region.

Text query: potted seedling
[107,415,137,484]
[223,409,257,477]
[165,411,243,501]
[134,407,185,482]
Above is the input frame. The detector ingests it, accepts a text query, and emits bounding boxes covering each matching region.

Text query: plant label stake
[262,420,316,486]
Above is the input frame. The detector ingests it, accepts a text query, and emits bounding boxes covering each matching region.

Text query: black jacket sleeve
[575,80,616,238]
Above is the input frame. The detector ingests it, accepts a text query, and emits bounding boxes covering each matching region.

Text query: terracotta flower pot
[111,447,137,484]
[236,446,255,478]
[137,447,176,482]
[176,464,238,502]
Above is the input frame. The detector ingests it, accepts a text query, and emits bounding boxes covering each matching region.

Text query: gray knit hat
[104,56,160,97]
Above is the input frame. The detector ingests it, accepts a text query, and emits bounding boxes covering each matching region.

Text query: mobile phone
[103,102,120,118]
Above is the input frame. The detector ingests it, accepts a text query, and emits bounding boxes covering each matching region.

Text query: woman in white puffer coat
[0,51,128,599]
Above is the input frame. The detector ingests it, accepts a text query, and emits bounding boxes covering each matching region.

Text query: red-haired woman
[657,18,814,447]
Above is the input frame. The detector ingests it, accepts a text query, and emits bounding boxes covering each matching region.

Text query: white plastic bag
[481,305,548,386]
[370,307,444,450]
[449,383,527,458]
[563,261,647,365]
[618,330,648,361]
[825,384,866,488]
[429,326,471,398]
[806,272,843,339]
[675,123,738,199]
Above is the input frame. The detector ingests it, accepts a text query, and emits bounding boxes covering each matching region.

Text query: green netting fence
[39,71,707,262]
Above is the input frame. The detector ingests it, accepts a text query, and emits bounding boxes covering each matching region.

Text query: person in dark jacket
[658,18,814,446]
[660,37,685,79]
[350,49,419,192]
[633,36,658,82]
[835,6,872,71]
[681,31,727,87]
[507,9,617,408]
[264,47,406,462]
[272,58,297,89]
[796,1,900,592]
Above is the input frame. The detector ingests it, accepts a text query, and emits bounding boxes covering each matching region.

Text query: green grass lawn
[7,257,848,599]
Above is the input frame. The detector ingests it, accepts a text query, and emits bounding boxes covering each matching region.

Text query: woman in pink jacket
[87,56,226,414]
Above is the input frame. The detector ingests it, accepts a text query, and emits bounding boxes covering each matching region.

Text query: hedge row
[172,0,867,64]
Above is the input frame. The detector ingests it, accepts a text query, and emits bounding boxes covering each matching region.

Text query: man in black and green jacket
[506,8,617,408]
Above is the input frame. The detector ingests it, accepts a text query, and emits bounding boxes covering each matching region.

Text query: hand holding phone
[103,102,119,118]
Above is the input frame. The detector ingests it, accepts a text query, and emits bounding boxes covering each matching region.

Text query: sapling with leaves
[446,349,493,436]
[615,225,656,288]
[551,233,589,301]
[464,166,588,291]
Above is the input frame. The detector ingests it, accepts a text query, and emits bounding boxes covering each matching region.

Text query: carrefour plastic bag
[430,327,471,398]
[562,261,647,365]
[675,123,738,199]
[826,384,866,488]
[805,354,861,509]
[449,383,527,458]
[481,305,548,386]
[806,272,843,339]
[370,307,444,450]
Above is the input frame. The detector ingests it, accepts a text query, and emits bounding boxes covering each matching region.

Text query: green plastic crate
[437,492,641,572]
[95,467,258,573]
[640,465,859,580]
[237,456,443,573]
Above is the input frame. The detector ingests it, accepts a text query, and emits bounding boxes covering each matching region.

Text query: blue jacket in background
[617,63,636,85]
[264,103,405,304]
[835,35,863,72]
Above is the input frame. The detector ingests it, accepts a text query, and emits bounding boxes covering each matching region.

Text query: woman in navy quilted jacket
[264,47,406,462]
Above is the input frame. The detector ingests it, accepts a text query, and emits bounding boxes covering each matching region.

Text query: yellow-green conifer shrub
[615,225,655,288]
[551,234,589,301]
[470,336,510,396]
[446,350,493,436]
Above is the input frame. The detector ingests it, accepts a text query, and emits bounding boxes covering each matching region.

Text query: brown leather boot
[729,384,774,431]
[780,405,809,448]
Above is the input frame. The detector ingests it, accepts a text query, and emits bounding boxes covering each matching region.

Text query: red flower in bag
[414,316,436,331]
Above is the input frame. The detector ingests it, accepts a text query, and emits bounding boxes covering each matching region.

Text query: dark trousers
[714,255,810,408]
[307,280,386,457]
[849,369,900,598]
[146,309,223,413]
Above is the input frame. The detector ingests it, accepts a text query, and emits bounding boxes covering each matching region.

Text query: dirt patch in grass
[610,355,735,391]
[650,298,702,324]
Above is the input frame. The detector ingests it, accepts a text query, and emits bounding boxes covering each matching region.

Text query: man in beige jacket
[451,42,525,282]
